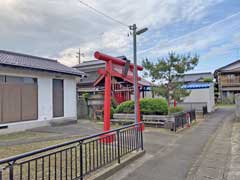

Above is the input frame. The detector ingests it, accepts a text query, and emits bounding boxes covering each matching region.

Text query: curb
[86,150,146,180]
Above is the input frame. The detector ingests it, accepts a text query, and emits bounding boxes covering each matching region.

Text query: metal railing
[173,110,196,131]
[0,123,144,180]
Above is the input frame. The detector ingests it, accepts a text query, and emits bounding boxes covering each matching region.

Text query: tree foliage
[142,52,199,105]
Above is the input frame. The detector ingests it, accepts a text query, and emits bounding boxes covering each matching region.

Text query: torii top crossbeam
[94,51,143,71]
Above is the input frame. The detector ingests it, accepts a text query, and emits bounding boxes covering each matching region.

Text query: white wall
[0,66,77,133]
[38,77,53,121]
[38,76,77,121]
[183,84,215,112]
[64,78,77,119]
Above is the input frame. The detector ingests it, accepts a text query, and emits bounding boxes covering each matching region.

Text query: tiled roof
[0,50,85,76]
[214,59,240,74]
[73,60,105,68]
[176,72,213,83]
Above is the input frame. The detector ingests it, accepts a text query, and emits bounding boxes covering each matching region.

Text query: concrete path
[107,107,235,180]
[186,109,233,180]
[0,120,102,146]
[226,120,240,180]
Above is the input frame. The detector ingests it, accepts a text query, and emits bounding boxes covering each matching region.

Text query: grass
[0,131,53,142]
[0,133,133,180]
[216,103,236,108]
[0,137,81,159]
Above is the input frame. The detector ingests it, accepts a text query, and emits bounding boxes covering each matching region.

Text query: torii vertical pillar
[103,61,111,132]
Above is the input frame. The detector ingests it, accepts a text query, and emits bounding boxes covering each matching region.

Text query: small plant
[110,107,115,118]
[168,106,184,114]
[202,77,213,82]
[82,92,89,103]
[111,98,118,109]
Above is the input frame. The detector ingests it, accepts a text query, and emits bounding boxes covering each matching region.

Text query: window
[4,76,37,84]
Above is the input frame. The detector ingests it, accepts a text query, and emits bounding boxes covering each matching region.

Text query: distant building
[214,60,240,103]
[176,72,213,83]
[0,50,84,133]
[175,72,215,112]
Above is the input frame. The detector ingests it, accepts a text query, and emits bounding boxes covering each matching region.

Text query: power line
[138,11,240,54]
[77,0,129,27]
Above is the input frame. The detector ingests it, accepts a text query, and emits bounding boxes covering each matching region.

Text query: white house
[0,50,84,134]
[182,82,215,112]
[175,72,215,113]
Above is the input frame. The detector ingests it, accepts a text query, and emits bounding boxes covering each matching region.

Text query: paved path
[107,107,235,180]
[187,109,233,180]
[227,120,240,180]
[0,120,102,146]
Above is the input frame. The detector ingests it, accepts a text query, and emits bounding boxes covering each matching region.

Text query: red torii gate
[94,51,143,132]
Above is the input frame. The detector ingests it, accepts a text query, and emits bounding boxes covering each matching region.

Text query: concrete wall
[183,84,215,112]
[0,66,77,134]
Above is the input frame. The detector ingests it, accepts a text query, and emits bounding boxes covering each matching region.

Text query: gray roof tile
[0,50,85,76]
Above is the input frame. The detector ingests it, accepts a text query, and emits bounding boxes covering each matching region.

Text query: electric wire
[77,0,129,28]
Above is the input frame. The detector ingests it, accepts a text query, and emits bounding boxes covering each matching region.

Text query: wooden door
[2,84,21,123]
[21,84,38,121]
[53,79,64,117]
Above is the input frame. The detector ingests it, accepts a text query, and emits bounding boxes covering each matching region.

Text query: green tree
[142,52,199,106]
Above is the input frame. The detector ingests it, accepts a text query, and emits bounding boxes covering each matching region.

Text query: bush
[115,100,134,114]
[168,106,184,114]
[115,98,168,115]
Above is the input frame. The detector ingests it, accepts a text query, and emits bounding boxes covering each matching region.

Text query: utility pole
[129,24,148,124]
[129,24,138,124]
[76,48,84,64]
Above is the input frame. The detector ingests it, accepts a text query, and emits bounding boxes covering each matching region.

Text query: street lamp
[129,24,148,124]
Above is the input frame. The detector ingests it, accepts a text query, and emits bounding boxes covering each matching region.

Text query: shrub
[115,100,134,114]
[115,98,168,115]
[168,106,184,114]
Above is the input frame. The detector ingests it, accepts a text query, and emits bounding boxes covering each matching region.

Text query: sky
[0,0,240,73]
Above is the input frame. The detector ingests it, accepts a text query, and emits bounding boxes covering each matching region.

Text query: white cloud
[0,0,226,66]
[138,10,240,63]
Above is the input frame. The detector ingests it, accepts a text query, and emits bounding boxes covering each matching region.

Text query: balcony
[220,76,240,87]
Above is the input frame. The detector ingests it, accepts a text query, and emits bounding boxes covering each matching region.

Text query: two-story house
[214,60,240,103]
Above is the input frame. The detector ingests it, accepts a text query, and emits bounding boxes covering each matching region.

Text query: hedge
[115,98,168,115]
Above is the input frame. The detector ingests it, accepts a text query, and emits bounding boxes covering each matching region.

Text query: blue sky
[137,0,240,73]
[0,0,240,73]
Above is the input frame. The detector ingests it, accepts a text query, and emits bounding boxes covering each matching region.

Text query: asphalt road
[107,107,235,180]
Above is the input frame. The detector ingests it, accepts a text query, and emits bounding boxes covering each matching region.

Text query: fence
[0,123,143,180]
[170,102,207,112]
[174,110,196,131]
[202,105,208,116]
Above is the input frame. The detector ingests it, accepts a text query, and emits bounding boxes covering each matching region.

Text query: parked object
[0,123,144,180]
[215,60,240,103]
[0,50,84,134]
